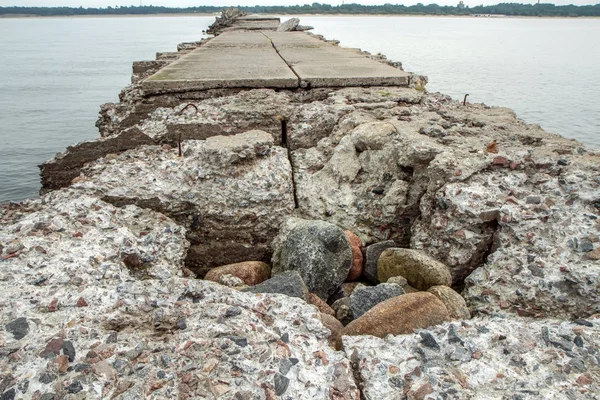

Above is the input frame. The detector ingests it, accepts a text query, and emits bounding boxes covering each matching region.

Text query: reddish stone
[56,355,69,374]
[204,261,271,286]
[492,156,508,166]
[308,293,335,316]
[40,338,64,358]
[48,298,59,312]
[77,297,88,307]
[344,230,363,281]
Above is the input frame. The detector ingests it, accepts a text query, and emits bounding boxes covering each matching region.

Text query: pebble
[66,381,83,394]
[274,373,290,396]
[40,338,64,359]
[419,332,440,350]
[62,340,76,362]
[5,317,29,340]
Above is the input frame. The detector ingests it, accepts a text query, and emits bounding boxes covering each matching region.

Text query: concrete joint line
[260,31,302,87]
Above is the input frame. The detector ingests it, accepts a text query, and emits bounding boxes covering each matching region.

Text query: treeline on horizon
[1,2,600,17]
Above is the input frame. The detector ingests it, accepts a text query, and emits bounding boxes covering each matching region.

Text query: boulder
[427,285,471,320]
[243,270,308,301]
[272,218,353,300]
[363,240,396,284]
[330,281,364,304]
[344,230,364,281]
[308,293,335,316]
[340,292,450,341]
[295,25,314,31]
[344,316,600,399]
[378,248,452,290]
[204,261,271,286]
[349,283,404,319]
[277,17,300,32]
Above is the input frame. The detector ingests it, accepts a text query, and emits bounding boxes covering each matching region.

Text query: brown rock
[319,313,344,349]
[76,297,88,307]
[586,248,600,260]
[204,261,271,286]
[344,230,363,281]
[340,292,450,341]
[40,338,64,358]
[308,293,335,316]
[56,355,69,374]
[378,248,452,291]
[427,285,471,320]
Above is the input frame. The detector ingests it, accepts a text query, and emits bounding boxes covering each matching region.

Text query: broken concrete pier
[142,30,410,94]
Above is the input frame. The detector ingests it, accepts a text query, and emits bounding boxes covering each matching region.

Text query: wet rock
[341,292,450,341]
[427,285,471,320]
[243,270,308,301]
[204,261,271,286]
[349,283,404,318]
[5,317,29,340]
[272,218,353,299]
[365,242,396,280]
[378,248,452,290]
[344,230,363,281]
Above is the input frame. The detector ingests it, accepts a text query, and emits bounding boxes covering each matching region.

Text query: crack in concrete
[260,31,302,88]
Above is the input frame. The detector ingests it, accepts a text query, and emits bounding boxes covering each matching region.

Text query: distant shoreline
[1,12,599,19]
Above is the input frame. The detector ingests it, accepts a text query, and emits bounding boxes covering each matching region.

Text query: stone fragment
[363,241,396,284]
[344,230,363,281]
[40,339,64,359]
[204,261,271,286]
[332,297,354,326]
[5,317,29,340]
[307,293,335,316]
[378,248,452,290]
[341,292,450,341]
[274,373,289,395]
[243,270,308,301]
[349,283,404,318]
[76,297,88,307]
[319,313,344,349]
[272,218,353,300]
[62,341,76,362]
[427,285,471,320]
[277,17,299,32]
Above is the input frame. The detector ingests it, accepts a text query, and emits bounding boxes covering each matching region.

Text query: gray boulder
[272,218,353,300]
[350,283,405,318]
[277,17,300,32]
[363,240,397,284]
[243,270,309,301]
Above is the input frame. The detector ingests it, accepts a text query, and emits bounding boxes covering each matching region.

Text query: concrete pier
[142,30,410,94]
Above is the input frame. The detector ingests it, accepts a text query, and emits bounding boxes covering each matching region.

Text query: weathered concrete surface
[264,32,410,88]
[344,316,600,400]
[143,30,410,94]
[143,32,298,94]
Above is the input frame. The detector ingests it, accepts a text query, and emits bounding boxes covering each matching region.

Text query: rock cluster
[5,16,600,399]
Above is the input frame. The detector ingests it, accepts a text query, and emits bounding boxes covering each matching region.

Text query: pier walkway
[142,31,410,94]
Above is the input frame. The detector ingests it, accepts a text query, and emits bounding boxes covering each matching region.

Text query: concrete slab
[142,30,409,94]
[264,32,410,88]
[142,33,298,94]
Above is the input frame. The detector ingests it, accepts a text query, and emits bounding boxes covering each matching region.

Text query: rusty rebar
[463,94,469,106]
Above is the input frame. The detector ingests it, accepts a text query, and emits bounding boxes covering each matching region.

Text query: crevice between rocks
[281,118,299,209]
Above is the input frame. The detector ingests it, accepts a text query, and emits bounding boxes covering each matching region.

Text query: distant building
[457,1,465,9]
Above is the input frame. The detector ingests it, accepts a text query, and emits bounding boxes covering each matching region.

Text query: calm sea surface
[0,15,598,203]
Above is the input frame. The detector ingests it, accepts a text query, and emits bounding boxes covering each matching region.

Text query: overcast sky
[1,0,598,8]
